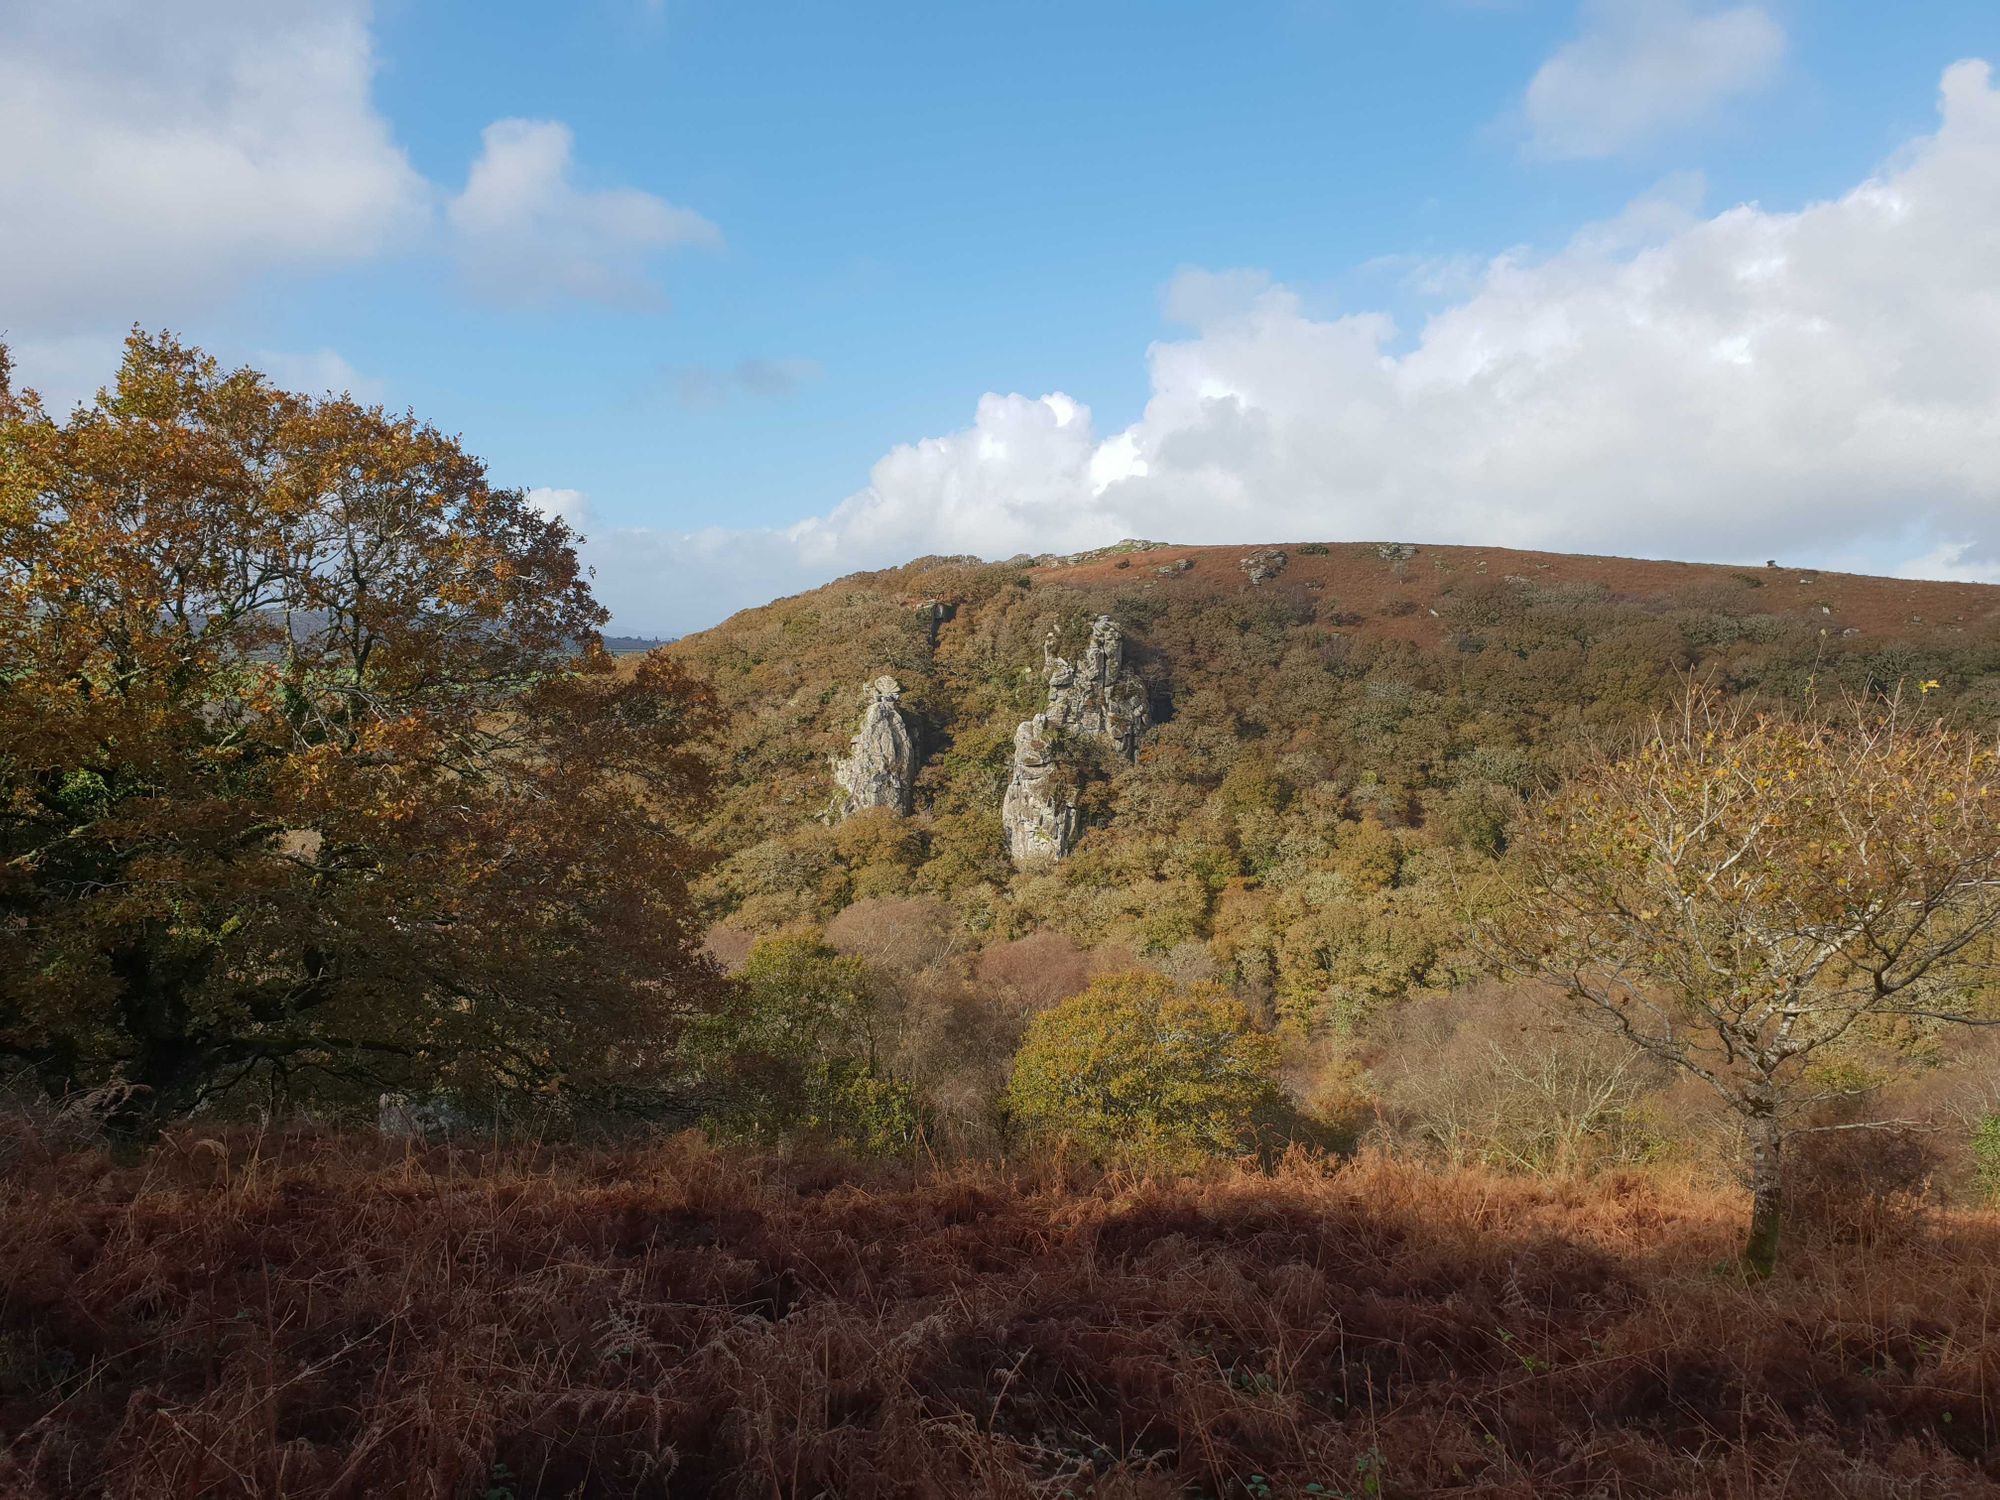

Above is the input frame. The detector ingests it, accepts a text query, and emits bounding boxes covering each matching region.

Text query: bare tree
[1504,683,2000,1274]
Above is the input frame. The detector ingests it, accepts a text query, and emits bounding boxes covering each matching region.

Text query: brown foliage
[0,334,723,1126]
[4,1124,2000,1497]
[974,930,1094,1014]
[824,895,962,976]
[1787,1124,1944,1248]
[1370,983,1667,1173]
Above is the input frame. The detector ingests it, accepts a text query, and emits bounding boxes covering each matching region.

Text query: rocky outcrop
[1240,548,1288,584]
[831,675,917,817]
[1001,714,1076,865]
[1042,615,1149,763]
[1002,616,1149,863]
[915,599,956,648]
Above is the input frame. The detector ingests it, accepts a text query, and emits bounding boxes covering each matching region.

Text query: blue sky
[5,1,1999,632]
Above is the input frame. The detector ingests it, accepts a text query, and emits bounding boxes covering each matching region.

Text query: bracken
[3,1122,1999,1497]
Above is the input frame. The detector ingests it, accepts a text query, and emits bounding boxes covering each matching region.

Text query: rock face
[1001,714,1076,865]
[831,675,917,817]
[915,598,956,648]
[1002,616,1149,864]
[1042,616,1149,763]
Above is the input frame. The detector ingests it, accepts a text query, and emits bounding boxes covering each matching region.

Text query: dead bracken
[3,1122,1998,1498]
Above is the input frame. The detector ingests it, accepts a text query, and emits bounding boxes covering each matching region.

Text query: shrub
[1005,972,1282,1166]
[1371,985,1663,1173]
[974,930,1094,1013]
[682,935,922,1150]
[1969,1113,2000,1204]
[1787,1124,1941,1247]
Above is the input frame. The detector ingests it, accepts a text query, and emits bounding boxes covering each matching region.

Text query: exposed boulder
[377,1092,471,1138]
[1002,616,1149,864]
[1240,548,1288,584]
[831,675,918,817]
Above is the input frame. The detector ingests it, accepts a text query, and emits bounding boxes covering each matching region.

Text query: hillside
[659,540,2000,1002]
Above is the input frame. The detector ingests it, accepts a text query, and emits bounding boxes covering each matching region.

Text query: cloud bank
[583,60,2000,634]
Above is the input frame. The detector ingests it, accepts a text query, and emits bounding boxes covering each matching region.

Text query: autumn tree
[1506,683,2000,1274]
[1005,971,1282,1165]
[679,934,921,1149]
[0,333,722,1129]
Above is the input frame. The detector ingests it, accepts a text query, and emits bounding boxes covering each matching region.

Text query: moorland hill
[658,540,2000,1010]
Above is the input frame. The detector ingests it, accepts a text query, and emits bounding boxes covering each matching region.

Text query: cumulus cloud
[447,119,719,309]
[1522,0,1786,159]
[590,61,2000,634]
[0,0,715,341]
[1893,541,2000,586]
[0,0,428,334]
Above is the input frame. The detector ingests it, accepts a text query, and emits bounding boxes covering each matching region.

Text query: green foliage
[666,541,2000,1068]
[1971,1114,2000,1204]
[1005,972,1282,1165]
[683,935,923,1150]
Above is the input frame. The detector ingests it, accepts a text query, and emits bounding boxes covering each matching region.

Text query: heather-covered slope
[659,541,2000,1022]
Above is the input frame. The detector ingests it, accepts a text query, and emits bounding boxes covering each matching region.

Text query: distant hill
[655,540,2000,1021]
[603,633,674,655]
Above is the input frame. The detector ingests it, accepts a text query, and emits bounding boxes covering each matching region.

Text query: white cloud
[252,348,384,404]
[1893,541,2000,586]
[591,61,2000,633]
[526,487,594,530]
[0,0,428,334]
[2,333,124,415]
[1523,0,1786,159]
[0,2,715,336]
[447,119,719,309]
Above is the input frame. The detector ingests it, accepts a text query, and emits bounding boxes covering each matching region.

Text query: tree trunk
[106,940,211,1137]
[1743,1108,1783,1278]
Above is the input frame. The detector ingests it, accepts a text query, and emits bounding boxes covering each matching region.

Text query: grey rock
[1043,616,1149,763]
[915,599,956,647]
[378,1092,471,1138]
[1001,714,1077,865]
[1240,548,1288,583]
[1002,616,1149,864]
[831,675,917,817]
[1376,542,1418,563]
[1156,557,1195,576]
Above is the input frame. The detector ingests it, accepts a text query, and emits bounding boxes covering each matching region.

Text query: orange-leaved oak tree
[1504,682,2000,1275]
[0,333,723,1129]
